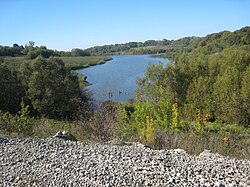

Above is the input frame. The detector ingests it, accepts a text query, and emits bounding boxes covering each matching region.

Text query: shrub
[0,100,33,136]
[0,111,16,135]
[78,101,118,141]
[15,100,33,136]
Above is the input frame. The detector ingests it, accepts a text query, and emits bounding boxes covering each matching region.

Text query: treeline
[0,41,91,59]
[83,39,176,55]
[83,36,215,55]
[0,41,71,59]
[136,26,250,126]
[164,26,250,58]
[84,27,249,56]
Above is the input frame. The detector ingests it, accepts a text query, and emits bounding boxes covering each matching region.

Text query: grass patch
[2,56,32,70]
[153,128,250,159]
[32,118,89,141]
[1,114,250,159]
[60,56,112,70]
[2,56,112,70]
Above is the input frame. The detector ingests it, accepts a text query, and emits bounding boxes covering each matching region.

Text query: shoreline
[69,56,113,70]
[72,56,113,87]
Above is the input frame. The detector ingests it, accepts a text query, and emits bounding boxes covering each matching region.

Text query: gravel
[1,137,250,186]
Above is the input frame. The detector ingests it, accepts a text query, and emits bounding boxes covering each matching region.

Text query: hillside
[83,26,249,55]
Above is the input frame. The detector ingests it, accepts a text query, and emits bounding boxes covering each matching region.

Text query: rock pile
[1,137,249,186]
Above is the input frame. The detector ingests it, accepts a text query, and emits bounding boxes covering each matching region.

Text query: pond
[76,54,169,103]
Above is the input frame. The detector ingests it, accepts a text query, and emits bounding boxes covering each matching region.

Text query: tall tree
[241,65,250,125]
[0,64,24,113]
[213,67,242,123]
[19,56,87,118]
[185,76,214,121]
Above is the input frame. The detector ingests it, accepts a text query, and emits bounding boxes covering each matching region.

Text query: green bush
[78,101,118,141]
[15,100,33,136]
[0,111,16,135]
[0,100,33,136]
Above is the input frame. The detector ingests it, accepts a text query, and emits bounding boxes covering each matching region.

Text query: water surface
[76,55,169,103]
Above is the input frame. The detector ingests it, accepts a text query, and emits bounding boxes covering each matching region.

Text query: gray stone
[0,137,249,186]
[0,137,8,143]
[53,131,77,141]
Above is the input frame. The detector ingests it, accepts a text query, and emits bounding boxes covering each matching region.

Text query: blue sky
[0,0,249,51]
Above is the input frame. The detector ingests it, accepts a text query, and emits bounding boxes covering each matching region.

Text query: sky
[0,0,249,51]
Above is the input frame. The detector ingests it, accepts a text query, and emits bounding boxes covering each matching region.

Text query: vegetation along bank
[0,26,249,159]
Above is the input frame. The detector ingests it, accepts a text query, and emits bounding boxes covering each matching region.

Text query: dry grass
[152,128,250,159]
[1,109,249,159]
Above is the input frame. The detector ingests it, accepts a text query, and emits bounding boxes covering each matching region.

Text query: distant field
[2,56,112,70]
[60,56,112,69]
[2,56,32,70]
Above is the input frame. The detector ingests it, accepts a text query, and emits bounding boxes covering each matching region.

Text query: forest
[0,26,249,159]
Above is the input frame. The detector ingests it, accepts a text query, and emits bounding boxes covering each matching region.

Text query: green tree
[185,76,214,121]
[213,67,242,123]
[19,56,87,118]
[27,49,40,59]
[71,48,90,56]
[137,62,174,102]
[0,64,24,113]
[241,65,250,125]
[15,100,33,136]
